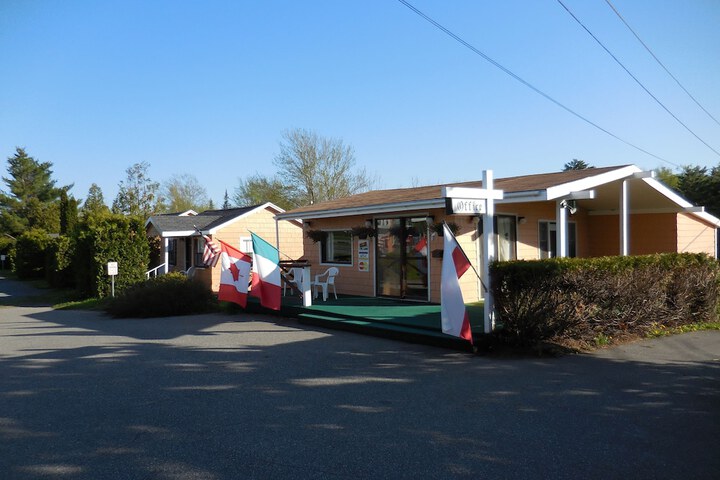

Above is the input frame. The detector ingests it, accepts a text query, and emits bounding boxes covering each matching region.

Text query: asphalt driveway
[0,278,718,479]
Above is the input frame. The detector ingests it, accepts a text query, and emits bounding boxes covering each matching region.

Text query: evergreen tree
[222,190,231,209]
[82,183,110,216]
[59,189,80,234]
[563,159,593,171]
[0,147,68,236]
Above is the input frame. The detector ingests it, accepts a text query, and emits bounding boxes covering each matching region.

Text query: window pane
[322,231,352,264]
[539,222,549,259]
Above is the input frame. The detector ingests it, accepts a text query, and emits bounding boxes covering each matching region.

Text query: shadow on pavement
[1,306,718,479]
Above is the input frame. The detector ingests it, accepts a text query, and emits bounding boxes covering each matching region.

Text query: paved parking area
[0,293,719,478]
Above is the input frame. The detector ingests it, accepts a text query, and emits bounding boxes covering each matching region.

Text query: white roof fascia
[155,230,198,238]
[179,210,198,216]
[275,199,445,221]
[497,190,547,204]
[642,177,720,226]
[546,165,641,200]
[442,186,504,200]
[206,203,279,234]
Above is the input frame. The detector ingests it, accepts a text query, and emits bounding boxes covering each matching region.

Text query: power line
[395,0,678,167]
[556,0,720,159]
[604,0,720,128]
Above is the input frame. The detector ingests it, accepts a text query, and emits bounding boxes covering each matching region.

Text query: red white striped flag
[202,235,220,267]
[440,223,473,344]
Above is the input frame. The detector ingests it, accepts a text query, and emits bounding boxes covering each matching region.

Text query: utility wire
[556,0,720,158]
[396,0,677,167]
[604,0,720,128]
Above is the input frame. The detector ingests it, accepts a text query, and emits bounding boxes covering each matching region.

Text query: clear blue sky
[2,0,719,206]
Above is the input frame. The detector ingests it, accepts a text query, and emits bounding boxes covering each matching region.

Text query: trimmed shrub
[74,213,150,298]
[45,235,75,288]
[14,228,52,279]
[105,272,213,318]
[491,253,720,347]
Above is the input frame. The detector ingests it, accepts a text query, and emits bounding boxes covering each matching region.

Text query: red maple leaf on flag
[229,262,240,282]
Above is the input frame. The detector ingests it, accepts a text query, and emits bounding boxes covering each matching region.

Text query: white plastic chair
[311,267,339,301]
[283,267,304,296]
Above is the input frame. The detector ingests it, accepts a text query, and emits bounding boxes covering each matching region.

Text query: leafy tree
[563,159,593,171]
[82,183,110,216]
[273,128,376,207]
[0,147,68,236]
[74,213,150,297]
[234,173,295,210]
[655,167,680,191]
[112,161,160,217]
[159,173,210,213]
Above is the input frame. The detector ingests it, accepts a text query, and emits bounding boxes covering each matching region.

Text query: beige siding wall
[302,215,376,297]
[677,213,717,255]
[587,213,678,257]
[208,209,303,292]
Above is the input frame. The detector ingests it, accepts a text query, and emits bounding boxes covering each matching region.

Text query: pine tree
[0,147,68,236]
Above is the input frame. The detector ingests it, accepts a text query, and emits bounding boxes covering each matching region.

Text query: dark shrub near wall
[491,253,720,347]
[105,272,213,318]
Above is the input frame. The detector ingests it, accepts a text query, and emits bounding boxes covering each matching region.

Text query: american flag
[202,235,221,267]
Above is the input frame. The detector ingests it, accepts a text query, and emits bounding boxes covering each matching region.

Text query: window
[478,216,517,262]
[321,231,352,265]
[167,239,177,266]
[495,215,517,261]
[194,237,205,266]
[539,221,576,258]
[239,236,253,258]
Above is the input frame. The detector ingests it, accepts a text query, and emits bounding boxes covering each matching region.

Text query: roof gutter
[275,198,446,221]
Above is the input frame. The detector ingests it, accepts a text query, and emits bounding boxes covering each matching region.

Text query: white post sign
[107,261,118,297]
[442,170,504,334]
[0,254,5,270]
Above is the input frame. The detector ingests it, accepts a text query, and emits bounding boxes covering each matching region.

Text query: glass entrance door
[375,218,429,300]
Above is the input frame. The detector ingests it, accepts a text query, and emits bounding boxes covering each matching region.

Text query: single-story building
[146,203,304,293]
[275,165,719,304]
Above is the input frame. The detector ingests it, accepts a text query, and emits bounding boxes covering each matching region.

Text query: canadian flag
[217,240,252,308]
[440,223,473,343]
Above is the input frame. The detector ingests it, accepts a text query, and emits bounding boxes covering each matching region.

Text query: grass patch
[54,297,109,311]
[647,321,720,338]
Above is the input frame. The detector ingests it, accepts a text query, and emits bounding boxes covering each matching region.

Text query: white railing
[145,263,167,279]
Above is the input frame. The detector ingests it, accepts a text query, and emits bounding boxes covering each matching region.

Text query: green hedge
[105,272,213,318]
[490,253,720,347]
[74,214,150,298]
[14,228,52,279]
[45,235,75,288]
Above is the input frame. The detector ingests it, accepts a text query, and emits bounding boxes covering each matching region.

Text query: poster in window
[358,239,370,272]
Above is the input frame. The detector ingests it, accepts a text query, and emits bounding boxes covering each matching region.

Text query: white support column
[163,237,169,274]
[482,170,496,333]
[302,265,312,307]
[620,179,630,256]
[556,201,568,258]
[275,218,281,251]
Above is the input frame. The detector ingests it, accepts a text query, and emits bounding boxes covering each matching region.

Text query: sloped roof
[276,165,627,219]
[147,205,269,236]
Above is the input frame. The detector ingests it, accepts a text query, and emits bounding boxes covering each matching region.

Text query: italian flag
[249,233,282,311]
[440,223,473,344]
[217,240,252,308]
